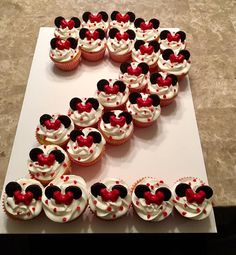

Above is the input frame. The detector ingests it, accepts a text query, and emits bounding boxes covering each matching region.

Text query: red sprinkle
[63,217,67,222]
[162,211,168,217]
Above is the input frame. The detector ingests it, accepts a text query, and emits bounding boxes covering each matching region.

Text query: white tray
[0,27,217,233]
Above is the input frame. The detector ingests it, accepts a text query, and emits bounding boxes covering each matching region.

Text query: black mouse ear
[155,187,172,201]
[50,150,65,163]
[96,28,106,40]
[67,37,78,49]
[69,129,84,142]
[65,186,82,199]
[112,185,128,198]
[126,29,136,40]
[82,11,91,22]
[91,182,107,197]
[45,185,61,199]
[70,97,82,110]
[148,94,160,106]
[57,115,71,128]
[162,49,174,60]
[71,17,80,28]
[113,80,126,92]
[87,131,102,143]
[160,30,170,40]
[99,11,108,22]
[178,50,190,60]
[129,92,142,104]
[86,98,99,110]
[118,111,133,124]
[25,185,42,200]
[126,11,135,22]
[102,111,116,123]
[175,183,191,197]
[29,148,44,161]
[50,38,58,49]
[97,79,109,91]
[167,74,178,86]
[150,72,162,84]
[149,41,160,52]
[149,18,160,29]
[109,28,119,38]
[134,40,145,50]
[176,31,186,42]
[134,184,151,198]
[5,182,22,197]
[134,18,145,28]
[40,114,52,125]
[111,11,119,20]
[79,28,89,39]
[120,62,131,73]
[196,186,213,199]
[137,62,149,74]
[54,16,65,27]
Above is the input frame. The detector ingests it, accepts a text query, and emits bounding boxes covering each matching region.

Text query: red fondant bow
[37,153,55,166]
[139,45,154,55]
[104,84,119,94]
[100,188,120,202]
[85,30,99,40]
[109,115,126,127]
[115,32,129,41]
[137,97,153,108]
[157,76,173,87]
[76,102,92,113]
[14,191,34,205]
[127,66,142,76]
[185,188,206,204]
[167,33,180,42]
[89,13,102,23]
[53,191,74,205]
[44,119,61,130]
[55,39,71,50]
[77,135,94,148]
[140,22,153,30]
[169,54,184,63]
[144,191,164,205]
[116,13,130,23]
[60,19,75,29]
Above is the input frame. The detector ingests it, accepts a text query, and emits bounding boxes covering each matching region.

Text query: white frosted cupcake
[82,11,109,32]
[89,178,131,220]
[109,11,136,31]
[42,175,89,223]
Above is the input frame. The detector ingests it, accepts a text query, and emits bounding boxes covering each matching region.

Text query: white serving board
[0,27,217,233]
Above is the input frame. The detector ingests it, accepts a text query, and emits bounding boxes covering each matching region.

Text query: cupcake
[79,28,106,61]
[36,114,74,148]
[42,175,89,223]
[54,16,81,40]
[96,79,129,110]
[89,178,131,220]
[68,97,103,128]
[3,179,43,220]
[172,177,214,220]
[28,145,71,186]
[119,62,150,92]
[131,178,173,221]
[109,11,135,31]
[126,92,161,127]
[82,11,109,32]
[159,30,186,53]
[98,110,133,145]
[132,40,160,72]
[158,49,191,80]
[66,128,106,166]
[147,72,179,107]
[134,18,160,42]
[107,28,136,62]
[49,37,81,71]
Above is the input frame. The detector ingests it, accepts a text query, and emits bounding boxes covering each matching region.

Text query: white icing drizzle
[107,37,134,55]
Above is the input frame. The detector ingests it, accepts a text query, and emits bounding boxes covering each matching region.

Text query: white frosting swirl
[89,178,131,220]
[126,93,161,123]
[172,177,213,220]
[36,114,74,145]
[42,175,88,223]
[68,98,103,127]
[54,23,79,40]
[50,46,79,63]
[109,20,134,31]
[119,62,150,90]
[158,54,191,76]
[4,179,43,220]
[147,72,179,100]
[82,19,108,31]
[159,33,186,53]
[99,110,134,141]
[107,37,134,55]
[135,25,160,42]
[66,127,106,163]
[80,37,106,53]
[132,178,173,221]
[28,145,70,183]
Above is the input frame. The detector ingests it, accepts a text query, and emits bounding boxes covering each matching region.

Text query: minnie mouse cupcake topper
[82,11,109,32]
[109,11,136,31]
